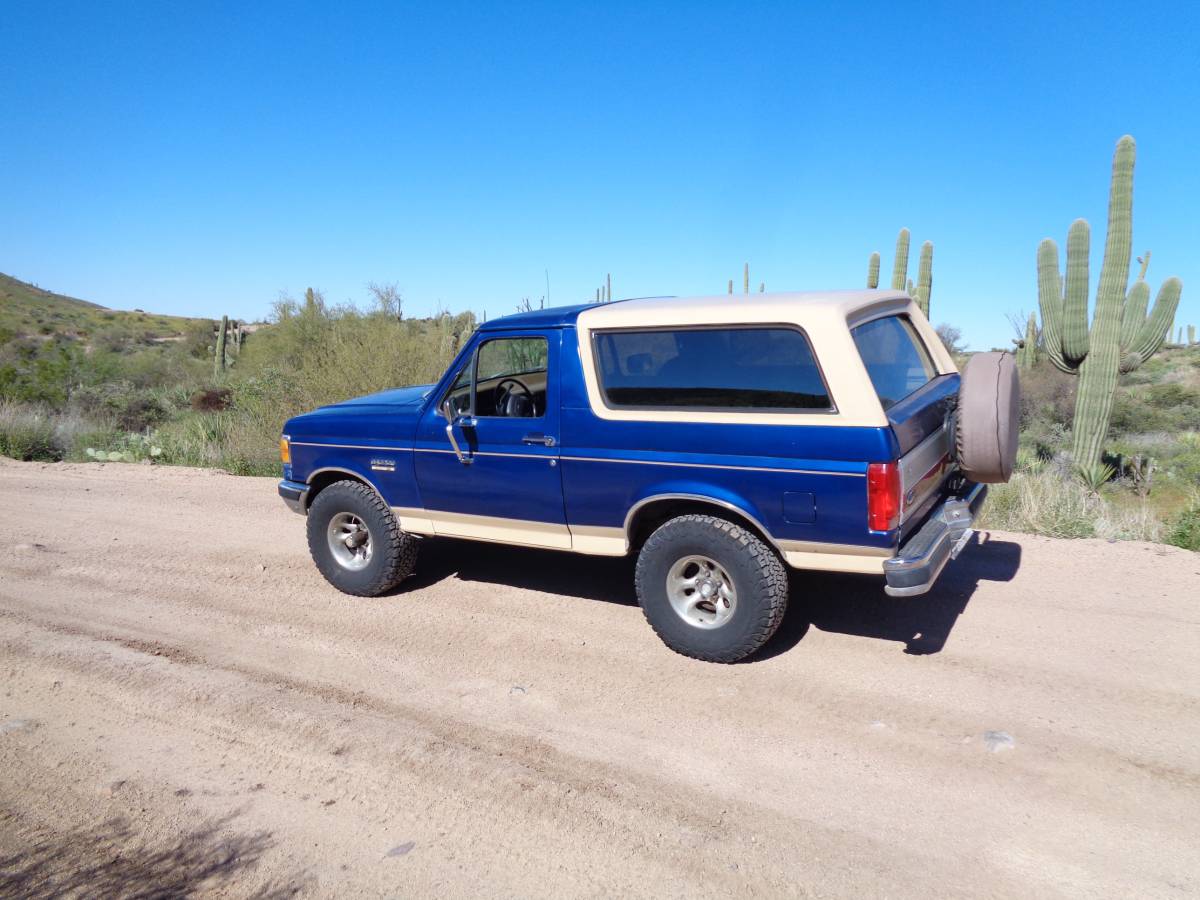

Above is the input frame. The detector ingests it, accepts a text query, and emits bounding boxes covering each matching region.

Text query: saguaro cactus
[214,315,229,378]
[1190,325,1196,345]
[1037,135,1182,469]
[1018,312,1038,369]
[743,263,750,295]
[867,228,933,317]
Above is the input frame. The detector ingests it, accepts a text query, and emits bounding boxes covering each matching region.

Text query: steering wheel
[494,377,535,416]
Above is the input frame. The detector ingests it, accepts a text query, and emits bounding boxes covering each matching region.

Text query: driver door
[413,330,568,548]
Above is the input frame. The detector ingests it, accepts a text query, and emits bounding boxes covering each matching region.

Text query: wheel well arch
[304,468,387,509]
[624,494,780,554]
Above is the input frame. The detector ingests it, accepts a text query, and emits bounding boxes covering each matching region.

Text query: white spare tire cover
[956,351,1019,484]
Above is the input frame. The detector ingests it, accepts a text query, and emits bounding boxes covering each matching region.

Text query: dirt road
[1,459,1197,898]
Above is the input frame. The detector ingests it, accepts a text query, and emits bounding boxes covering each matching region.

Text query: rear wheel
[306,480,418,596]
[634,514,788,663]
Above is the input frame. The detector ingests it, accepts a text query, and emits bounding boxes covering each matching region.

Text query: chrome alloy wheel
[666,555,737,629]
[327,512,373,571]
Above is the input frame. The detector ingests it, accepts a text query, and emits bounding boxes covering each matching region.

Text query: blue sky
[2,0,1198,349]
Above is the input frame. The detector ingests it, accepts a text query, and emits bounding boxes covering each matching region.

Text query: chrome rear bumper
[883,482,987,597]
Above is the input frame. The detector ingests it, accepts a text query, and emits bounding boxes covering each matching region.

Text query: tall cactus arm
[1060,219,1092,365]
[1037,238,1074,373]
[914,241,933,317]
[1121,277,1182,371]
[1120,280,1150,351]
[1093,135,1135,319]
[867,252,880,289]
[1120,250,1152,349]
[890,228,910,291]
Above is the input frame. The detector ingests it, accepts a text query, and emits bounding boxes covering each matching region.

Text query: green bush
[0,403,59,461]
[1110,385,1200,435]
[979,467,1160,542]
[1166,502,1200,551]
[1019,361,1076,430]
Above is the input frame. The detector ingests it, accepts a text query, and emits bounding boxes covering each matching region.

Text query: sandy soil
[1,458,1197,898]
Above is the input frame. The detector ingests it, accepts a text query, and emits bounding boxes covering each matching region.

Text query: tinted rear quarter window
[593,326,832,410]
[851,315,936,410]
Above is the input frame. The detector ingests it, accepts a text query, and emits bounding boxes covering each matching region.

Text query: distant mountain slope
[0,272,204,340]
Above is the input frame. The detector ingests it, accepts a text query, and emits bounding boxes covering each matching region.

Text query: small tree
[934,323,966,356]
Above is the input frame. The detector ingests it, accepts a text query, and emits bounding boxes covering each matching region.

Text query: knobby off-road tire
[307,480,419,596]
[956,350,1020,484]
[635,514,788,663]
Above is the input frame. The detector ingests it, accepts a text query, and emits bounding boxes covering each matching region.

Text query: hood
[283,383,435,442]
[320,384,434,410]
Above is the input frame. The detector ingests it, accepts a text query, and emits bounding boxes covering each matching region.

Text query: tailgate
[886,375,959,540]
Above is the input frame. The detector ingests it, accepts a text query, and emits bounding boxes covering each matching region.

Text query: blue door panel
[413,329,566,524]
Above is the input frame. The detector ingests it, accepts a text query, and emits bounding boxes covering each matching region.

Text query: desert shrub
[1165,501,1200,551]
[0,401,136,463]
[979,468,1161,542]
[1110,384,1200,435]
[0,402,59,460]
[191,388,232,412]
[1167,434,1200,486]
[1018,362,1075,430]
[66,383,168,432]
[1146,383,1200,409]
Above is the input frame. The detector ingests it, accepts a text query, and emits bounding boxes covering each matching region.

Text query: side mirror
[441,397,473,464]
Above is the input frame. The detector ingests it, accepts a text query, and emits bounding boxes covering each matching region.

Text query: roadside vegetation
[978,346,1200,548]
[0,277,475,476]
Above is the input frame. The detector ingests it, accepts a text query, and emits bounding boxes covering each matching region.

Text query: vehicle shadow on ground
[0,813,302,899]
[403,537,640,606]
[403,533,1022,660]
[755,532,1022,660]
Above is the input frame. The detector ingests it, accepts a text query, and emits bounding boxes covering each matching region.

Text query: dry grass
[980,467,1162,542]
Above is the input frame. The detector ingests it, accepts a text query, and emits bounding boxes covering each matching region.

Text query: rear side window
[593,327,832,411]
[851,315,936,410]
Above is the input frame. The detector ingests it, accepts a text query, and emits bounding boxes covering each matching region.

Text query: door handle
[521,433,556,447]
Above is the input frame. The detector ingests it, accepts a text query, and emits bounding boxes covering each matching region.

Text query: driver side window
[448,336,549,419]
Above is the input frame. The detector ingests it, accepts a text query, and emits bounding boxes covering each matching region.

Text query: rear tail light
[867,462,901,532]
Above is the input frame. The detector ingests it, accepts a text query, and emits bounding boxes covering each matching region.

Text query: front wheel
[634,514,788,663]
[306,480,418,596]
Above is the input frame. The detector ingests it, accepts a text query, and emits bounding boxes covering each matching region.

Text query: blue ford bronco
[279,291,1018,662]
